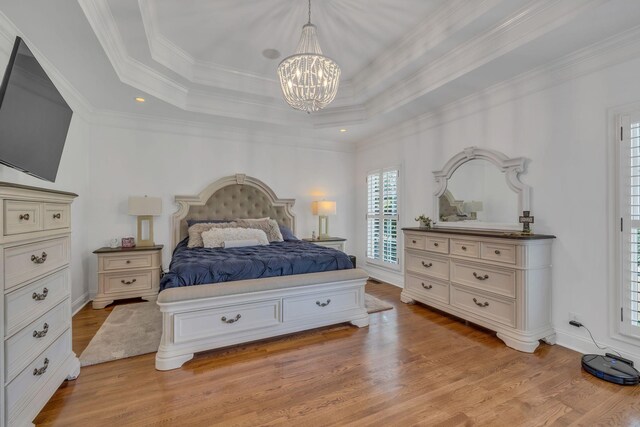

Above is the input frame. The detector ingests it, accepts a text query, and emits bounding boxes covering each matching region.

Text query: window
[367,168,399,268]
[619,113,640,338]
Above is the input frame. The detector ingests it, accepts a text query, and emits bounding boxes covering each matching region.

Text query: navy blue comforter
[160,239,353,290]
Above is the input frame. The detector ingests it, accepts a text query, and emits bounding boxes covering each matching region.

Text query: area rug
[79,293,393,367]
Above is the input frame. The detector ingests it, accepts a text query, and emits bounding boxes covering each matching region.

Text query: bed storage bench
[156,268,369,370]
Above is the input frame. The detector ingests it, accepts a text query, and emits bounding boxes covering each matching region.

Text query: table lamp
[128,196,162,247]
[311,200,336,239]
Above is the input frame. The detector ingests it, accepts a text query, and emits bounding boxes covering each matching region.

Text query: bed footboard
[156,269,369,370]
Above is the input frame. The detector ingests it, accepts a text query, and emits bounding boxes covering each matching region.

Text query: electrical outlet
[569,312,580,322]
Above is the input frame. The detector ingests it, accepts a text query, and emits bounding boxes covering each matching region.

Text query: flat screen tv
[0,37,73,182]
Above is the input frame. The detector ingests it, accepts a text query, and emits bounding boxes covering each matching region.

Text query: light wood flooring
[35,282,640,426]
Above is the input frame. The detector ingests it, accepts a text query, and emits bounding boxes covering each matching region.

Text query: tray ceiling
[1,0,640,147]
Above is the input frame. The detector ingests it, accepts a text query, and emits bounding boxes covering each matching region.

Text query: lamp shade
[128,196,162,216]
[462,200,483,213]
[311,200,336,216]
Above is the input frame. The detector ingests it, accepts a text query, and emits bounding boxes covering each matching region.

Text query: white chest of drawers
[401,228,555,353]
[0,182,79,427]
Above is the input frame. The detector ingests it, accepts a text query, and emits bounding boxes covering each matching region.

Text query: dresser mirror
[433,147,530,231]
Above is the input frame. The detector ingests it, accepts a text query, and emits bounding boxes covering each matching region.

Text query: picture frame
[121,237,136,248]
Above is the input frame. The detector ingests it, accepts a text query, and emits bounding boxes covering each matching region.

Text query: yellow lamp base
[137,215,155,247]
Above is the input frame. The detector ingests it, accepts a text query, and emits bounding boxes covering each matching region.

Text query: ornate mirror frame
[433,147,530,231]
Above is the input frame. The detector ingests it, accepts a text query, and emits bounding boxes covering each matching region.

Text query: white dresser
[0,182,79,427]
[401,228,555,352]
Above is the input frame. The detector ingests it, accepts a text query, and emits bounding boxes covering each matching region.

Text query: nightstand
[303,237,346,252]
[92,245,163,309]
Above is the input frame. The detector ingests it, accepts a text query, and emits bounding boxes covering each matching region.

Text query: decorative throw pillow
[236,218,283,242]
[279,224,297,241]
[202,228,269,248]
[187,222,237,248]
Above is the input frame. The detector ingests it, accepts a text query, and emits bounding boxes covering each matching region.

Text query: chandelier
[277,0,341,113]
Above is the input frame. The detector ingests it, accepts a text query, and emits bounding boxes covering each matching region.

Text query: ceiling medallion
[277,0,341,113]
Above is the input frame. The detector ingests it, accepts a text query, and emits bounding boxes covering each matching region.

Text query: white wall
[83,122,356,297]
[356,55,640,362]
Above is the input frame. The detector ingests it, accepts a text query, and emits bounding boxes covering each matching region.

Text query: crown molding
[86,109,356,154]
[356,24,640,152]
[78,0,189,104]
[350,0,505,101]
[0,10,94,119]
[365,0,608,117]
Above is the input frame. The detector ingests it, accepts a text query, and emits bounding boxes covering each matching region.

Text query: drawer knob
[121,278,137,285]
[126,260,131,264]
[19,213,30,221]
[316,299,331,307]
[412,240,417,244]
[31,252,48,264]
[494,250,501,255]
[33,323,49,338]
[421,282,433,290]
[32,287,49,301]
[221,314,241,324]
[421,261,433,268]
[53,213,61,219]
[473,298,490,307]
[461,246,467,251]
[433,242,439,247]
[473,272,489,281]
[33,358,49,376]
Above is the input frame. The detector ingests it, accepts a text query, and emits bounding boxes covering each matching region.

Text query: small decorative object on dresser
[519,211,534,234]
[302,236,346,252]
[121,237,135,248]
[0,182,80,427]
[415,214,432,229]
[92,245,163,309]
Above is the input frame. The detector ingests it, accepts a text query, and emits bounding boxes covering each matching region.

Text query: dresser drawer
[426,236,449,254]
[451,285,516,328]
[4,200,43,236]
[405,233,426,250]
[405,273,449,305]
[6,269,70,337]
[4,236,70,290]
[102,270,154,294]
[450,239,479,258]
[450,260,516,298]
[43,203,70,230]
[283,288,361,322]
[101,253,154,271]
[480,242,517,264]
[173,300,281,344]
[6,329,71,420]
[6,299,70,382]
[406,252,449,281]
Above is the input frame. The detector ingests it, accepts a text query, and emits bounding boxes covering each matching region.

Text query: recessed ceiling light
[135,97,145,103]
[339,128,347,133]
[262,49,281,60]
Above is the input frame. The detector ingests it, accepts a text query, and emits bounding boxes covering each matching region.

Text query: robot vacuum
[581,353,640,385]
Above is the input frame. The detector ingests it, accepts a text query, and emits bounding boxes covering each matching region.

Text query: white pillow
[202,227,269,248]
[223,239,259,248]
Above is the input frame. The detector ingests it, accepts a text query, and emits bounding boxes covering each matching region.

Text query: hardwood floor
[35,282,640,426]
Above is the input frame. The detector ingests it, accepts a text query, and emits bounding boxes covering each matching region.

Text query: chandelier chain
[308,0,311,24]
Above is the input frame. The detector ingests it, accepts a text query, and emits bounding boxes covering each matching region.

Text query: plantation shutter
[620,114,640,337]
[367,168,399,266]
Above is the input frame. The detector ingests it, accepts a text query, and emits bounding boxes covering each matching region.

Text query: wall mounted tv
[0,37,73,182]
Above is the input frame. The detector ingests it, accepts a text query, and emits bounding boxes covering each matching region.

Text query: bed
[155,174,369,370]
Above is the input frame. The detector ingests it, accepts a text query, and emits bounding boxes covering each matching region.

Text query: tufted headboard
[171,174,296,248]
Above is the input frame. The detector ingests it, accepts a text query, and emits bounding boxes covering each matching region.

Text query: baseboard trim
[72,293,91,316]
[555,329,640,367]
[363,264,403,288]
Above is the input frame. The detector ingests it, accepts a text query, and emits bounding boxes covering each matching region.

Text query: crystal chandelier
[277,0,341,113]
